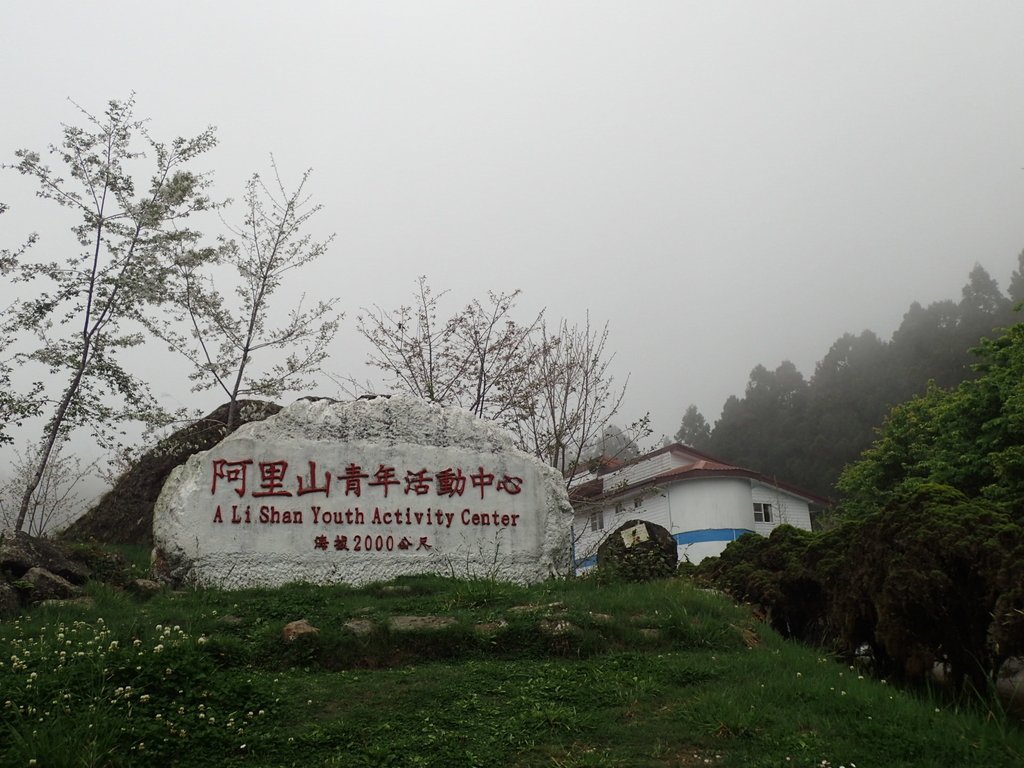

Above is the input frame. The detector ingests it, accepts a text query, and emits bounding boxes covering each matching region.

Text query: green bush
[818,484,1021,689]
[695,525,828,643]
[697,486,1024,692]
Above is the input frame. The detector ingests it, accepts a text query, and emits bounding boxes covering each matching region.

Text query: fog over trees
[0,100,633,530]
[3,94,1024,532]
[676,259,1024,497]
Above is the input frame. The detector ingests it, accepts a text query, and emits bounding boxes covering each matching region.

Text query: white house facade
[570,444,829,570]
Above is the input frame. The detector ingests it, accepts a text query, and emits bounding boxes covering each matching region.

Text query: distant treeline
[677,256,1024,497]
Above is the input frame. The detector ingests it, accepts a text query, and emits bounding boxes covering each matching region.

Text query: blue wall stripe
[576,528,754,570]
[673,528,753,545]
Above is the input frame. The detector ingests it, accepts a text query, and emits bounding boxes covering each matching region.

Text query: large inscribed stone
[153,396,573,588]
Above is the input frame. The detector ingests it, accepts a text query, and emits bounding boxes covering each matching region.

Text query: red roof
[572,443,832,508]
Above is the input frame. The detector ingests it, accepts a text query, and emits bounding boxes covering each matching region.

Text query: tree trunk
[15,368,85,532]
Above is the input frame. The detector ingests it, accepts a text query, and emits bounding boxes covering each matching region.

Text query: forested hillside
[677,257,1024,497]
[694,312,1024,691]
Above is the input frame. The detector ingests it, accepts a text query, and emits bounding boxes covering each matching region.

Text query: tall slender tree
[1009,249,1024,306]
[674,404,711,449]
[158,161,340,429]
[510,315,632,480]
[4,96,217,532]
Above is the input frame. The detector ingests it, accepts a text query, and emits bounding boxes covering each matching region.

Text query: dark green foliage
[706,361,810,488]
[696,264,1021,497]
[839,322,1024,517]
[674,404,711,449]
[1009,248,1024,305]
[695,526,827,642]
[698,487,1024,691]
[595,546,676,583]
[820,486,1021,689]
[696,319,1024,693]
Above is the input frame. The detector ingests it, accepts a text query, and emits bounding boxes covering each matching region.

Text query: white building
[570,443,829,570]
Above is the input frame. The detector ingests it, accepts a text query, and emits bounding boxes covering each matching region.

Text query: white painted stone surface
[153,395,573,588]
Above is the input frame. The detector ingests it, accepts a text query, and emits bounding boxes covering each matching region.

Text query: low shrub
[696,485,1024,692]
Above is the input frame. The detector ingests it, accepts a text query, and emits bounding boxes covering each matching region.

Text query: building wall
[750,482,812,537]
[572,475,813,570]
[572,489,668,565]
[599,449,689,488]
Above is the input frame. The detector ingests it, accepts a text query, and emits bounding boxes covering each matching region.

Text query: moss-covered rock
[61,399,281,546]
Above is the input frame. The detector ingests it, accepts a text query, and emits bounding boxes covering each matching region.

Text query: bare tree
[4,96,217,532]
[159,160,340,429]
[359,280,634,484]
[510,315,631,481]
[357,276,541,424]
[1,442,97,536]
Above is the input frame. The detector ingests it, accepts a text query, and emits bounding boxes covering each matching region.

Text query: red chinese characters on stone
[340,463,369,496]
[435,468,466,497]
[404,468,432,496]
[497,474,523,494]
[212,458,524,499]
[317,534,431,553]
[296,461,332,496]
[252,461,293,497]
[469,467,494,499]
[211,459,253,497]
[368,464,400,497]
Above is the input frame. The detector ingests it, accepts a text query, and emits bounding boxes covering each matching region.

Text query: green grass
[1,573,1021,767]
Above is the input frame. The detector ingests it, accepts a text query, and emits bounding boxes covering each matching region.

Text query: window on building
[633,496,643,509]
[753,502,772,523]
[614,501,624,515]
[589,510,605,531]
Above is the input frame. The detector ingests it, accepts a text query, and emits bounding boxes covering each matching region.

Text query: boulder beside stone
[597,519,678,581]
[61,399,282,545]
[20,567,83,603]
[282,619,320,642]
[1,532,90,584]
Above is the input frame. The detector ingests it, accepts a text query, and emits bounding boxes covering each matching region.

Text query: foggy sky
[3,1,1024,469]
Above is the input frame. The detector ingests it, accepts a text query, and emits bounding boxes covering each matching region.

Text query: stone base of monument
[153,395,574,589]
[596,519,678,581]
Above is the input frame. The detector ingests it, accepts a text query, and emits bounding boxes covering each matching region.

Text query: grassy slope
[1,573,1021,768]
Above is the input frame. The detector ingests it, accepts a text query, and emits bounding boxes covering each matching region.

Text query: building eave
[570,442,833,509]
